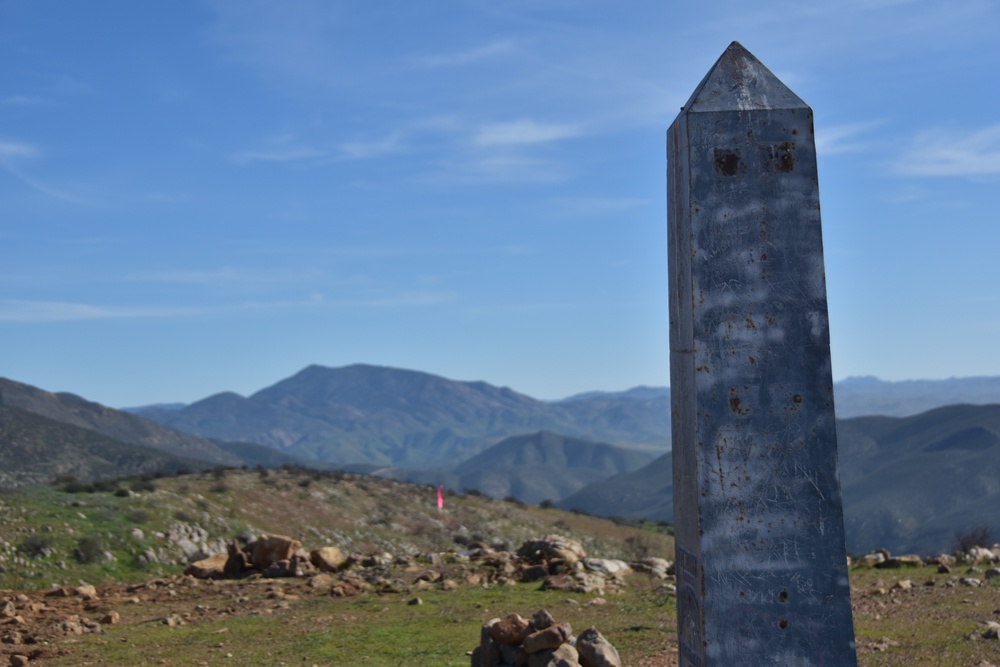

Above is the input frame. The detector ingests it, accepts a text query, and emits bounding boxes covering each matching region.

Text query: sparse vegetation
[18,533,53,558]
[73,534,105,563]
[954,524,994,553]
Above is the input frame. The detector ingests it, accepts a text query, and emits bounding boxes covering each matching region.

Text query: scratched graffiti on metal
[668,42,857,666]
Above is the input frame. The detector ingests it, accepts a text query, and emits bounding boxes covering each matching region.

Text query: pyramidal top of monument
[682,41,808,113]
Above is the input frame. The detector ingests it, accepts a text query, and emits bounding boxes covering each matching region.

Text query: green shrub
[18,534,53,559]
[131,479,157,493]
[74,535,105,563]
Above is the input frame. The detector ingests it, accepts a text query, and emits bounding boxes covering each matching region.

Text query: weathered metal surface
[668,42,857,666]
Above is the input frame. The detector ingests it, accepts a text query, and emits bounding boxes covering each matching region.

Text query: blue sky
[2,1,998,407]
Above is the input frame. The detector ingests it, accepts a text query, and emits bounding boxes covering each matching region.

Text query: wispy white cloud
[230,146,327,164]
[0,289,453,322]
[134,266,327,287]
[546,196,646,217]
[332,291,454,308]
[208,0,344,87]
[413,39,517,67]
[431,153,571,185]
[338,132,403,160]
[0,141,41,160]
[0,140,87,203]
[0,300,207,323]
[2,95,49,107]
[473,119,581,147]
[815,121,882,156]
[894,124,1000,177]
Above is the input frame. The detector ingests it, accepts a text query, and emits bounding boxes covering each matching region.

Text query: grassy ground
[38,581,676,666]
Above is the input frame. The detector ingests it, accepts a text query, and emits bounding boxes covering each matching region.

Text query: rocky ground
[3,471,1000,665]
[4,549,1000,666]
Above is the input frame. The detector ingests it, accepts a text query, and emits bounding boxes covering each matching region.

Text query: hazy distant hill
[833,376,1000,418]
[453,430,654,504]
[558,377,1000,419]
[133,364,671,468]
[0,377,308,475]
[355,430,656,506]
[0,378,245,466]
[560,403,1000,555]
[0,404,206,487]
[127,368,1000,471]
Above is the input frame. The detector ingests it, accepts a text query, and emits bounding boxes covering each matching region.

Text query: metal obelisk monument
[668,42,857,665]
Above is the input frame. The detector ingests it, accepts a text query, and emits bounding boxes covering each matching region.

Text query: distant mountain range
[5,364,1000,554]
[127,364,670,469]
[125,365,1000,472]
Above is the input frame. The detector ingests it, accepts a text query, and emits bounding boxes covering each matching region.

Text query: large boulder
[517,536,587,565]
[583,558,631,577]
[248,534,301,570]
[310,546,347,572]
[224,540,252,578]
[576,627,622,667]
[184,552,228,579]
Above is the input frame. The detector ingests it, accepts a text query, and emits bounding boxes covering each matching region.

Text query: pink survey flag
[437,485,444,510]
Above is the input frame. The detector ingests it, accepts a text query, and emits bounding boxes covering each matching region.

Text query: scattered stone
[873,637,899,652]
[523,622,572,654]
[983,622,1000,640]
[517,536,587,566]
[961,578,983,588]
[100,611,120,625]
[1,631,23,645]
[61,620,83,636]
[163,614,186,627]
[185,553,228,579]
[521,565,549,582]
[576,627,622,667]
[407,597,422,606]
[629,557,672,578]
[541,575,574,592]
[582,558,630,577]
[10,655,29,667]
[528,642,579,667]
[876,554,923,569]
[249,534,301,570]
[224,540,252,578]
[531,609,555,630]
[309,546,347,573]
[969,547,998,564]
[892,580,913,591]
[490,614,531,645]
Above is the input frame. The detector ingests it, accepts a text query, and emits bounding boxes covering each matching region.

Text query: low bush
[74,535,105,564]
